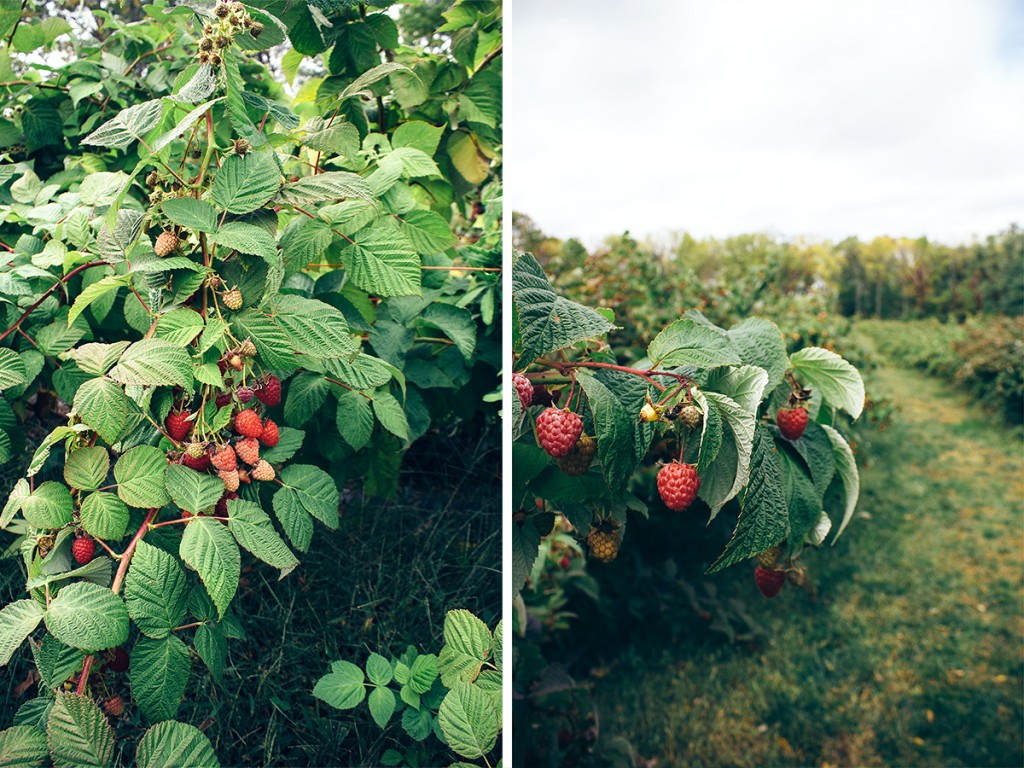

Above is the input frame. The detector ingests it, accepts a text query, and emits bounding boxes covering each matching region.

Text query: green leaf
[274,295,359,359]
[68,275,132,328]
[335,390,374,450]
[698,393,757,520]
[63,447,110,492]
[211,221,278,261]
[409,654,438,695]
[0,347,28,388]
[114,446,170,509]
[780,450,823,556]
[109,339,193,389]
[298,116,360,158]
[129,635,191,723]
[576,371,635,496]
[34,634,84,690]
[193,623,226,681]
[260,426,304,464]
[366,652,393,686]
[278,464,339,530]
[707,424,790,574]
[511,511,542,598]
[368,686,396,729]
[648,317,741,370]
[73,378,135,445]
[399,209,457,255]
[437,683,498,760]
[79,493,130,541]
[227,498,299,571]
[447,131,490,184]
[154,309,205,347]
[136,721,220,768]
[705,364,769,415]
[65,342,130,376]
[22,481,74,529]
[0,600,45,667]
[81,99,162,149]
[0,725,48,767]
[151,97,223,154]
[0,479,29,530]
[790,347,865,419]
[276,171,373,206]
[437,609,491,688]
[212,152,281,214]
[392,120,444,156]
[165,464,223,515]
[124,541,188,640]
[512,253,615,367]
[822,424,860,544]
[161,197,217,235]
[178,518,240,620]
[372,392,409,441]
[324,353,394,391]
[341,221,422,297]
[284,372,328,427]
[401,708,433,741]
[272,486,313,552]
[421,303,476,360]
[46,692,115,768]
[340,61,411,100]
[313,660,366,709]
[25,558,113,593]
[44,582,129,652]
[788,421,836,497]
[727,318,789,394]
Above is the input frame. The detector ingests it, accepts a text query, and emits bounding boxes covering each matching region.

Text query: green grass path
[592,357,1024,767]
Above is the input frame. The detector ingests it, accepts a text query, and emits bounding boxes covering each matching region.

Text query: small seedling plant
[0,1,501,764]
[313,609,502,767]
[511,251,866,602]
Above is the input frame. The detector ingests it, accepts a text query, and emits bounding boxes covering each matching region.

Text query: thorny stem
[172,621,207,633]
[149,516,229,529]
[534,359,694,392]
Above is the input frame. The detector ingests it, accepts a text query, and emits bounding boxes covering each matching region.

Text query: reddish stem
[0,261,106,342]
[534,359,694,392]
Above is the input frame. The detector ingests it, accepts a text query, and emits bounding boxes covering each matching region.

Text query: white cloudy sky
[505,0,1024,245]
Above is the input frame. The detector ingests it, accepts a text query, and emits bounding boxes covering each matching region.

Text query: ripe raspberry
[657,461,701,511]
[259,418,279,447]
[235,437,260,465]
[104,696,125,717]
[215,492,238,518]
[211,445,237,471]
[256,375,281,407]
[234,410,264,439]
[587,528,620,563]
[557,436,595,476]
[72,536,95,565]
[536,408,583,458]
[222,288,243,310]
[218,469,240,492]
[154,231,179,257]
[680,404,703,430]
[754,565,787,598]
[250,459,275,482]
[236,386,254,403]
[215,392,231,409]
[239,339,257,357]
[165,410,192,441]
[106,647,129,673]
[776,406,808,440]
[512,373,533,411]
[183,453,211,472]
[184,441,207,459]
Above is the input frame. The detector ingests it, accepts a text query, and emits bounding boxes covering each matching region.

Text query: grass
[574,331,1023,767]
[0,426,501,767]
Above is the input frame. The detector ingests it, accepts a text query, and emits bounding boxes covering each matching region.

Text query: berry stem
[76,655,94,696]
[534,359,693,392]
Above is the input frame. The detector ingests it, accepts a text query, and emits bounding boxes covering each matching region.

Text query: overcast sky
[506,0,1024,246]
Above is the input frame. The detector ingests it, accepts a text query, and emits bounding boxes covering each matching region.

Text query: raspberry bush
[0,1,501,764]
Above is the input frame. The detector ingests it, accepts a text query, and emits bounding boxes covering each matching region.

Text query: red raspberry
[218,469,240,492]
[236,387,254,404]
[215,492,239,518]
[234,409,264,439]
[259,418,279,447]
[72,536,95,565]
[215,392,231,408]
[535,408,583,458]
[235,437,260,465]
[104,695,125,717]
[183,453,211,472]
[250,459,275,481]
[512,373,533,411]
[211,445,237,471]
[106,647,129,673]
[165,410,192,441]
[657,461,701,511]
[776,407,808,440]
[754,565,787,598]
[256,375,281,407]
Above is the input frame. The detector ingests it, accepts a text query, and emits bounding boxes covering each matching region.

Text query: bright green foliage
[0,0,500,763]
[314,609,501,765]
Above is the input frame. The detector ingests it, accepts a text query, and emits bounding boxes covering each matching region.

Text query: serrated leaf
[409,654,438,694]
[193,623,226,681]
[278,464,339,530]
[211,221,278,261]
[34,634,85,690]
[177,520,237,622]
[109,339,192,389]
[22,481,74,529]
[368,686,396,729]
[512,253,615,367]
[727,318,789,394]
[0,600,45,667]
[124,541,188,639]
[272,486,313,552]
[79,492,129,541]
[341,222,421,297]
[276,171,373,206]
[64,342,130,377]
[313,660,366,709]
[372,391,409,441]
[324,353,394,391]
[151,97,223,154]
[699,392,757,520]
[63,447,110,492]
[648,317,741,370]
[0,724,48,766]
[421,303,476,360]
[0,347,28,388]
[336,390,373,450]
[438,609,491,687]
[227,498,299,571]
[165,464,223,515]
[366,652,393,686]
[73,378,134,445]
[399,209,457,255]
[0,479,30,529]
[437,683,498,760]
[340,61,411,100]
[212,152,281,214]
[823,424,860,544]
[136,721,220,768]
[82,99,162,149]
[780,450,823,556]
[114,446,170,509]
[298,116,359,157]
[576,371,635,496]
[705,364,769,415]
[46,692,114,768]
[44,582,129,652]
[26,558,113,592]
[260,426,304,464]
[791,347,865,419]
[284,372,328,427]
[274,295,358,358]
[67,274,130,328]
[129,635,191,723]
[154,309,205,347]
